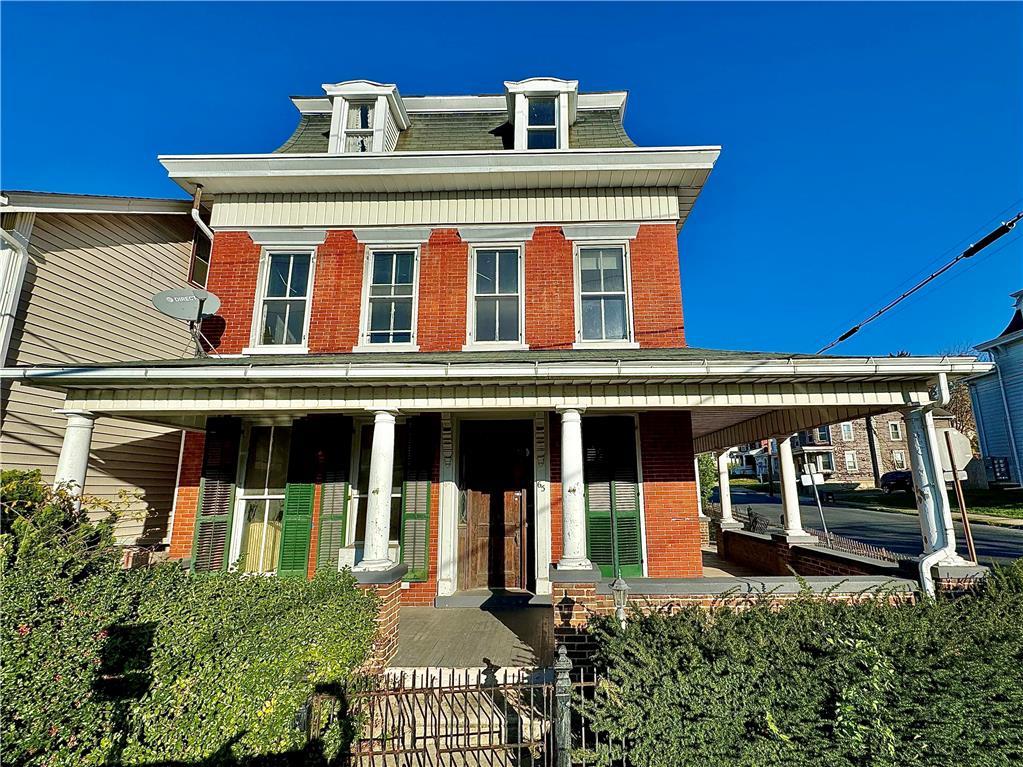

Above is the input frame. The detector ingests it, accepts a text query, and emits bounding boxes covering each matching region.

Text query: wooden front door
[459,420,534,591]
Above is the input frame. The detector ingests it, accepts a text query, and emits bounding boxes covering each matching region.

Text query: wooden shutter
[583,417,644,578]
[400,416,434,582]
[192,417,241,572]
[316,417,353,573]
[276,418,317,578]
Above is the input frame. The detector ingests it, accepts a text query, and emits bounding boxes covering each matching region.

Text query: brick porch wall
[716,528,900,578]
[639,412,702,578]
[168,430,205,559]
[357,578,402,672]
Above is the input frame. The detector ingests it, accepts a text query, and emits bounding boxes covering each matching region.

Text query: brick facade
[418,229,469,352]
[639,412,703,578]
[168,430,205,559]
[201,231,260,355]
[631,225,686,347]
[307,230,363,353]
[524,226,576,349]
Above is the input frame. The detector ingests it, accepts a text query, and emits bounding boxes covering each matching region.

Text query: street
[722,487,1023,564]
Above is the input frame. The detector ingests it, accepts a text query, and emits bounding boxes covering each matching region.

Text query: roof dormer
[322,80,411,154]
[504,78,579,151]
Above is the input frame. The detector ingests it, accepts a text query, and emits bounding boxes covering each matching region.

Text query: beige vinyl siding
[1,212,193,544]
[211,188,681,229]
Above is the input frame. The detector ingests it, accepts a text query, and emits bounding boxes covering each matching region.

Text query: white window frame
[463,243,527,351]
[355,244,422,352]
[525,95,560,150]
[888,421,903,441]
[840,421,855,442]
[572,241,639,349]
[892,450,907,470]
[345,417,404,548]
[244,247,316,355]
[816,425,830,443]
[844,450,859,471]
[512,92,571,150]
[228,420,293,574]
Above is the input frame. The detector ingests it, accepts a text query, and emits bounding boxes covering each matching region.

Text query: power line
[817,210,1023,354]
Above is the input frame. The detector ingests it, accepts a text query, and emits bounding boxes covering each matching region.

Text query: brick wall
[202,232,260,354]
[418,229,468,352]
[357,578,402,672]
[524,226,576,349]
[308,230,363,353]
[631,224,685,347]
[168,430,205,559]
[716,528,899,578]
[639,412,702,578]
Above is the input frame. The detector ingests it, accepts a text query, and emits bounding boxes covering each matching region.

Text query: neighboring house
[2,78,989,608]
[734,410,953,489]
[967,290,1023,487]
[0,191,199,543]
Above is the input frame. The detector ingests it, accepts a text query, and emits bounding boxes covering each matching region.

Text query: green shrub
[581,568,1023,767]
[2,469,376,766]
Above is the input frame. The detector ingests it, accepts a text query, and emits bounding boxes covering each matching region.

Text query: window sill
[461,342,530,352]
[242,345,308,356]
[352,343,421,354]
[571,340,641,350]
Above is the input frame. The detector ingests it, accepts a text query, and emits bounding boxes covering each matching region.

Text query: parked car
[880,470,914,494]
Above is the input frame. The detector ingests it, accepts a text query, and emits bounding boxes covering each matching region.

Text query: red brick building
[12,78,989,607]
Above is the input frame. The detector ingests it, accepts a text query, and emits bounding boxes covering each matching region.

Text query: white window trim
[844,450,859,471]
[243,246,316,356]
[571,240,639,350]
[888,421,903,441]
[892,450,907,470]
[513,92,571,151]
[840,421,855,441]
[462,242,528,351]
[354,244,422,353]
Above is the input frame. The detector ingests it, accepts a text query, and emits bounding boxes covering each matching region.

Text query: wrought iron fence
[804,526,911,563]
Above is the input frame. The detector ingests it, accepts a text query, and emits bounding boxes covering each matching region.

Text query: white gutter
[0,356,994,386]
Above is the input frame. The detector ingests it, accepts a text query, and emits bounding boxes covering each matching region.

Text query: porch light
[610,576,630,629]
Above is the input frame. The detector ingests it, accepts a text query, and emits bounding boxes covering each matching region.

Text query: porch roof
[1,348,992,452]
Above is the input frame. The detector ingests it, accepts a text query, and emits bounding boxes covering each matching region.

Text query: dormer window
[527,98,558,149]
[344,101,375,153]
[505,78,578,151]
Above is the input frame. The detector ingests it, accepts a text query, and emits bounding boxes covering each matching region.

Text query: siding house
[968,290,1023,487]
[0,191,199,544]
[2,78,991,609]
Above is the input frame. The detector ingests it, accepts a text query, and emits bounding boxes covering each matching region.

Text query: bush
[2,470,377,766]
[581,569,1023,767]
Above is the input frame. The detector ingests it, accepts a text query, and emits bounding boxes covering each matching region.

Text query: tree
[940,344,981,451]
[697,453,717,510]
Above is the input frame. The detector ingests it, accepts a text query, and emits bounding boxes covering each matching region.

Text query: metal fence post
[554,644,573,767]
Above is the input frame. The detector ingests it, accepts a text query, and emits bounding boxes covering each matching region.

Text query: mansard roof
[275,108,635,154]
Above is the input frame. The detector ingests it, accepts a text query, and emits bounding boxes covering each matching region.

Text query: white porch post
[556,407,593,570]
[777,434,813,541]
[436,414,458,596]
[694,455,708,520]
[717,449,739,527]
[354,409,398,572]
[53,410,96,504]
[906,407,969,593]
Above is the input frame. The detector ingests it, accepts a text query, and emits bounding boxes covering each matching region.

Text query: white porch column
[53,410,96,502]
[694,456,708,520]
[717,449,739,527]
[906,407,969,592]
[777,434,814,542]
[556,407,593,570]
[354,410,398,572]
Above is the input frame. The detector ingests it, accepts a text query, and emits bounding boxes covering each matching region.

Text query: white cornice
[290,91,627,116]
[320,80,411,130]
[158,146,720,196]
[0,191,191,216]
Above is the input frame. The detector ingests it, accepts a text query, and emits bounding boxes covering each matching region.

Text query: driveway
[720,486,1023,565]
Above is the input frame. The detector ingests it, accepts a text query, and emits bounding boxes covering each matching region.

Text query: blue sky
[3,2,1020,356]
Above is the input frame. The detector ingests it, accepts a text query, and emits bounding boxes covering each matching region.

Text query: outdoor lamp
[610,576,630,629]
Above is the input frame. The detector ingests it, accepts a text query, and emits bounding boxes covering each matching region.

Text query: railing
[804,526,911,563]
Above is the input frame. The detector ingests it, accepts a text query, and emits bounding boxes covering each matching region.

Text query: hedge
[1,470,377,766]
[581,569,1023,767]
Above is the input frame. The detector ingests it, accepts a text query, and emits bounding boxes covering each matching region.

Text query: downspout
[191,185,214,244]
[992,345,1022,483]
[914,373,962,597]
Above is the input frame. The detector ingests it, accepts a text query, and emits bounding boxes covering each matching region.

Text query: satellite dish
[151,288,221,322]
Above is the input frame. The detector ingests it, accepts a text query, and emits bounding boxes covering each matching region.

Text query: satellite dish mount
[151,288,223,358]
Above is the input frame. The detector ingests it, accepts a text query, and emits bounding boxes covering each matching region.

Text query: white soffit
[0,190,191,216]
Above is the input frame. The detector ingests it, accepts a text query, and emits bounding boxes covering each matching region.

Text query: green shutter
[277,482,314,577]
[399,416,434,582]
[192,417,241,573]
[316,469,349,572]
[583,417,644,578]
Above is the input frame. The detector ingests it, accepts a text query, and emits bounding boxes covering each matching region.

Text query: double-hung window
[892,450,907,470]
[888,421,903,441]
[844,450,859,471]
[363,248,418,347]
[577,245,632,344]
[233,425,291,574]
[841,422,854,441]
[526,97,558,149]
[468,246,523,346]
[256,251,313,349]
[344,100,375,153]
[816,425,831,443]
